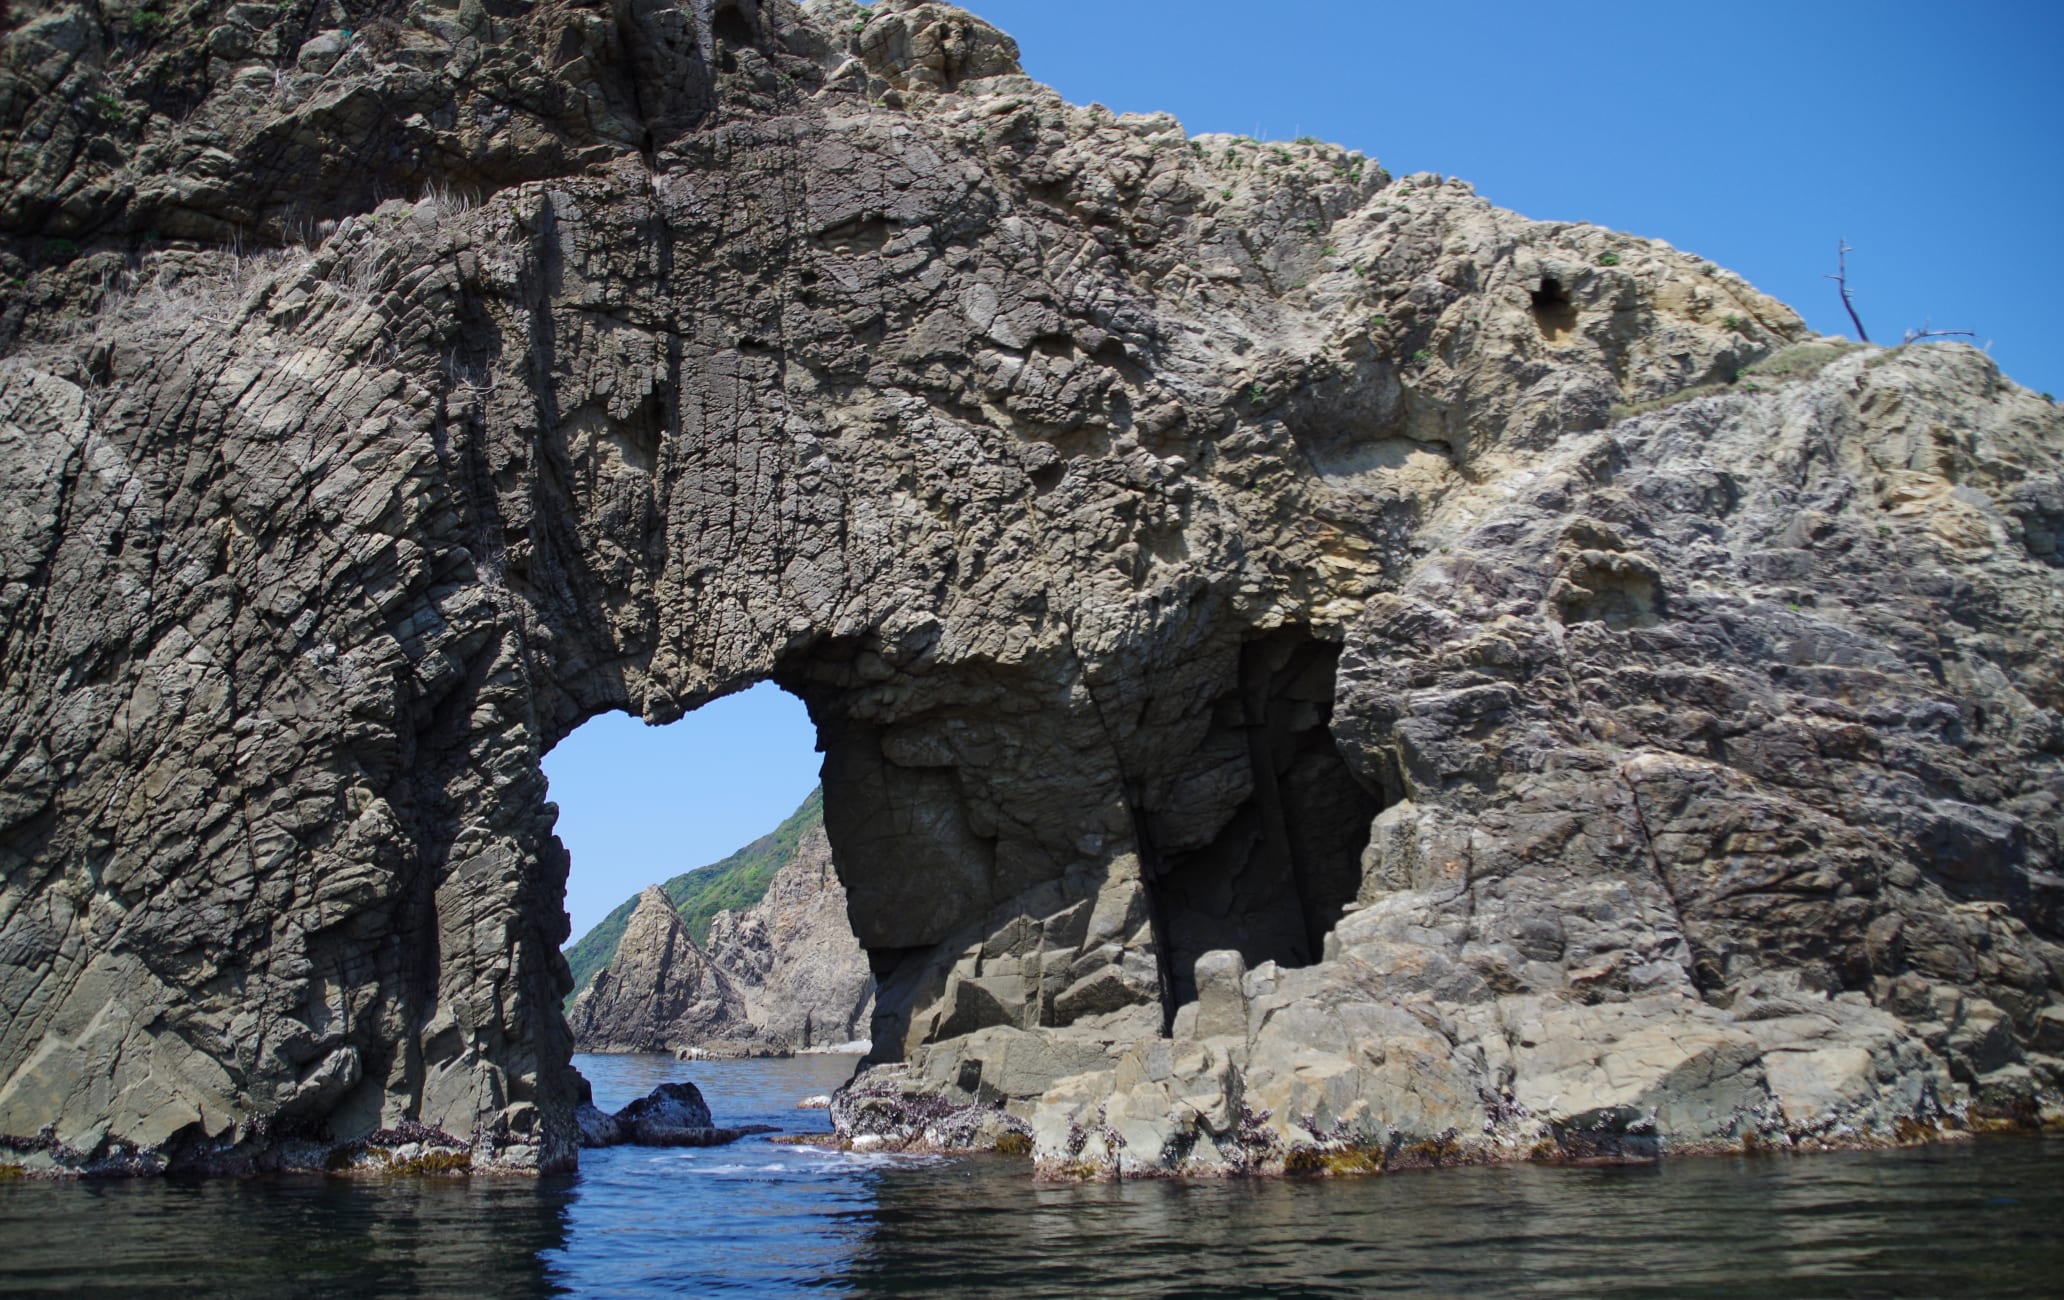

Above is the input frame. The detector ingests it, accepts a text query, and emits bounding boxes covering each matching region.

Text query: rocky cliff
[0,0,2058,1178]
[565,886,746,1052]
[704,820,875,1050]
[567,809,874,1054]
[562,784,828,1007]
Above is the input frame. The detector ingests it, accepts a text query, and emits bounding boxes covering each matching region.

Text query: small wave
[786,1145,954,1171]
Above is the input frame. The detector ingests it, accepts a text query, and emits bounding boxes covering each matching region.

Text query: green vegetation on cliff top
[562,786,824,1007]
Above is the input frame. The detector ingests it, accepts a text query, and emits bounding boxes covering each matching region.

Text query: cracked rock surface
[0,0,2059,1177]
[703,822,876,1051]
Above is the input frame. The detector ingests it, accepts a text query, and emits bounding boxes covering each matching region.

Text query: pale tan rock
[705,824,877,1051]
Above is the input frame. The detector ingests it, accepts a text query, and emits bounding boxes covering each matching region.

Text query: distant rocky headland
[0,0,2059,1180]
[564,787,875,1056]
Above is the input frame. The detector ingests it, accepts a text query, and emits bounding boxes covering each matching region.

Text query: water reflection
[0,1170,572,1296]
[840,1138,2064,1298]
[1,1052,2057,1298]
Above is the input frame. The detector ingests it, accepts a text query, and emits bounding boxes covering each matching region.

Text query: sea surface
[0,1051,2058,1296]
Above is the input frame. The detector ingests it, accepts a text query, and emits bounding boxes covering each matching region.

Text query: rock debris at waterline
[0,0,2060,1181]
[574,1079,778,1151]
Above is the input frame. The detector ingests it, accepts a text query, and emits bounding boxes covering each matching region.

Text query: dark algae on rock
[0,0,2060,1181]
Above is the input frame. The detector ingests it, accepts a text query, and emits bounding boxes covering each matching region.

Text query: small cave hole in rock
[1138,629,1387,1007]
[1531,276,1578,342]
[545,681,877,1061]
[711,3,756,45]
[712,2,754,70]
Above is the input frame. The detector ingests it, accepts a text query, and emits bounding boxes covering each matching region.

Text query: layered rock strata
[0,0,2057,1178]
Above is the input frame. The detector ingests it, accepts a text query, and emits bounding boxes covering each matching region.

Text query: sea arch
[0,77,1390,1170]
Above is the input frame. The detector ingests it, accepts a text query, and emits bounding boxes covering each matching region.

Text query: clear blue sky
[551,0,2064,943]
[548,683,820,943]
[974,0,2063,397]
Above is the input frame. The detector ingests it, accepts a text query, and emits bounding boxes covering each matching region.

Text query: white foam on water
[785,1144,953,1171]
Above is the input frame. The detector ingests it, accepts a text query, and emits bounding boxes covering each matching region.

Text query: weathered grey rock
[567,888,748,1053]
[577,1079,770,1147]
[574,1102,624,1149]
[1187,949,1250,1041]
[0,0,2058,1179]
[705,823,877,1050]
[614,1080,714,1132]
[612,1079,721,1146]
[572,819,874,1055]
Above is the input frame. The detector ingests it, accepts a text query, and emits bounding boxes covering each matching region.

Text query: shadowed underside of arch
[0,0,2060,1177]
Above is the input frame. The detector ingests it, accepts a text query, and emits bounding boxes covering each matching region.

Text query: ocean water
[0,1051,2058,1296]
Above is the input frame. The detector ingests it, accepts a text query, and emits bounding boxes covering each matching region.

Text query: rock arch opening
[547,683,874,1058]
[1136,629,1387,1008]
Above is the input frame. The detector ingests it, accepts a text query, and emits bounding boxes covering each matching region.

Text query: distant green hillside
[562,786,824,1007]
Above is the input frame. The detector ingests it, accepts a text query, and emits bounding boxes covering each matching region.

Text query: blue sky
[548,684,819,941]
[551,0,2063,943]
[976,0,2063,397]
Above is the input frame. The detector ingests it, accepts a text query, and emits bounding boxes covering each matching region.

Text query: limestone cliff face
[566,887,745,1053]
[0,0,2058,1177]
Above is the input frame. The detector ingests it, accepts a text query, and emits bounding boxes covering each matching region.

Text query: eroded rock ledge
[0,0,2059,1179]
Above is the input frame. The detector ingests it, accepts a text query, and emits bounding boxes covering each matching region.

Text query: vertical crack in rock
[1616,760,1718,997]
[1053,605,1180,1034]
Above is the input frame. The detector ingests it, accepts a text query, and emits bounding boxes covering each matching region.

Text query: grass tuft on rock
[1608,340,1862,423]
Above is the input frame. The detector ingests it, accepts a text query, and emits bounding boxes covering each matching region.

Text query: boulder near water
[577,1079,773,1149]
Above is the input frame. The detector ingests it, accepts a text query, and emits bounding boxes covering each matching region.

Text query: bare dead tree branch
[1824,239,1869,343]
[1901,318,1977,345]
